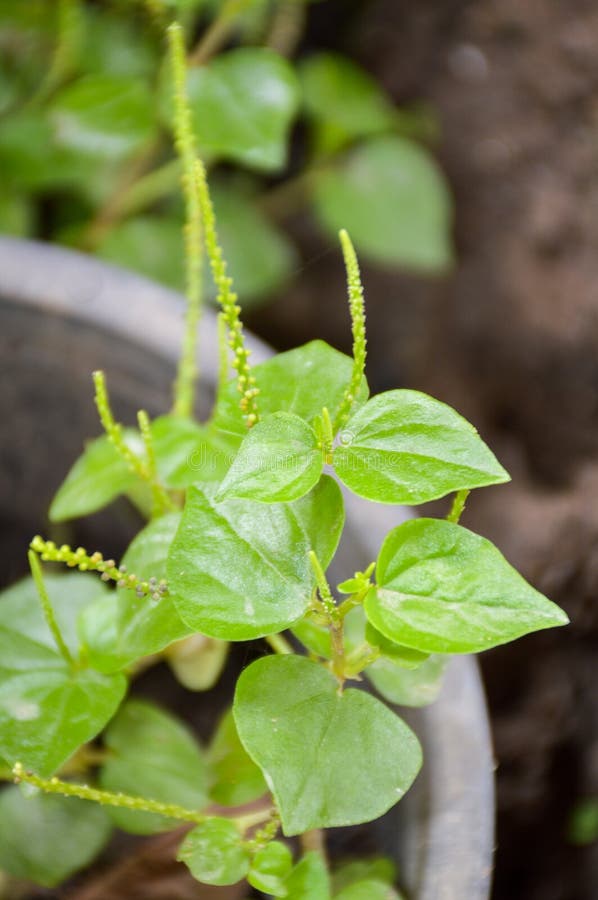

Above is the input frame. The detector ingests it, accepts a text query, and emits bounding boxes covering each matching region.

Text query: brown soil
[247,2,598,898]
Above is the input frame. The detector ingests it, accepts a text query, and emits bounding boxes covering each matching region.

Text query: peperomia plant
[0,21,568,900]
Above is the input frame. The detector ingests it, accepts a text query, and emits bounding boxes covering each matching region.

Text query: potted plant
[0,22,567,900]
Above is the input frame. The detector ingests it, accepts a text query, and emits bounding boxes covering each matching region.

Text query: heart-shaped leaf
[333,389,510,504]
[100,699,208,834]
[248,841,293,896]
[366,518,569,654]
[184,48,299,172]
[313,135,452,271]
[0,575,126,774]
[285,851,331,900]
[167,476,344,640]
[217,412,323,502]
[234,655,422,835]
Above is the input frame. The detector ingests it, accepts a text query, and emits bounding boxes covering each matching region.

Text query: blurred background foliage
[0,0,452,308]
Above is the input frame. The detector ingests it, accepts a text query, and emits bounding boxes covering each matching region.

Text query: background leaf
[184,48,299,171]
[0,786,111,887]
[177,817,250,886]
[206,708,268,807]
[313,135,453,270]
[99,699,208,834]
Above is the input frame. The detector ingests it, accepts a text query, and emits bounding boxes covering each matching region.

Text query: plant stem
[28,0,83,107]
[13,764,207,824]
[267,1,306,57]
[447,489,470,524]
[308,551,345,683]
[28,551,76,670]
[189,0,253,66]
[265,633,293,655]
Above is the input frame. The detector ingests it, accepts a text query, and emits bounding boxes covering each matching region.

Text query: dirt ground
[247,1,598,898]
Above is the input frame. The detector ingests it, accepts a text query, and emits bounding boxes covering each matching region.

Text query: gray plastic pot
[0,236,494,900]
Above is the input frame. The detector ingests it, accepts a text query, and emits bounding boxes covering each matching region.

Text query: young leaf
[165,633,229,692]
[184,48,299,172]
[366,655,447,708]
[365,519,569,654]
[212,340,368,442]
[177,817,250,886]
[50,74,156,161]
[78,512,191,673]
[313,135,452,271]
[49,430,144,522]
[285,851,331,900]
[99,699,208,834]
[0,786,112,887]
[332,858,396,893]
[217,412,323,503]
[248,841,293,897]
[333,389,510,504]
[207,709,267,807]
[167,476,344,640]
[233,655,422,836]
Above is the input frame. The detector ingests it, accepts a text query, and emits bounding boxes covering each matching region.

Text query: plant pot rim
[0,235,495,900]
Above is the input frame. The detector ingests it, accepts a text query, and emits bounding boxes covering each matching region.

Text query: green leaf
[332,858,396,893]
[49,430,144,522]
[366,519,569,654]
[248,841,293,896]
[285,851,331,900]
[0,573,110,660]
[334,880,403,900]
[0,575,126,775]
[206,180,298,306]
[0,661,125,777]
[333,389,510,504]
[151,415,233,487]
[365,622,429,668]
[313,135,453,270]
[177,817,250,886]
[233,655,422,835]
[300,53,396,153]
[366,655,447,708]
[0,786,111,887]
[78,513,191,673]
[207,709,267,807]
[168,476,344,640]
[99,699,208,834]
[50,74,156,160]
[212,340,368,443]
[0,189,31,235]
[185,48,299,171]
[97,216,184,291]
[217,413,323,503]
[81,8,158,79]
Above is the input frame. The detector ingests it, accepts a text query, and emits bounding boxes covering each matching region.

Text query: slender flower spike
[333,229,367,434]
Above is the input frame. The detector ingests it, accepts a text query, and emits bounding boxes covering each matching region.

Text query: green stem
[447,489,470,524]
[265,633,293,655]
[189,0,253,66]
[28,0,83,107]
[28,551,75,670]
[267,1,306,57]
[308,551,344,684]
